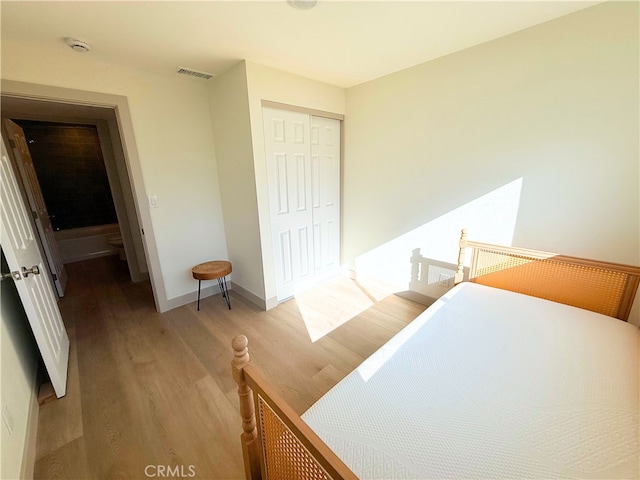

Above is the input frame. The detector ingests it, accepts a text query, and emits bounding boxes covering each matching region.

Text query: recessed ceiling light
[65,37,91,53]
[287,0,317,10]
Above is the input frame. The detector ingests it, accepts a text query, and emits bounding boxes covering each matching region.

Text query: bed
[231,230,640,479]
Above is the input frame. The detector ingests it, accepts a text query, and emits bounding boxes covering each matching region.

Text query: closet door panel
[311,116,341,274]
[264,108,314,301]
[264,108,341,302]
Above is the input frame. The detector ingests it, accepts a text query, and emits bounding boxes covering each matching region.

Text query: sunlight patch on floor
[294,275,385,342]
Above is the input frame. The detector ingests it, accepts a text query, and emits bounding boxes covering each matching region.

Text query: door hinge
[31,211,38,221]
[141,228,145,235]
[52,273,58,281]
[8,139,16,149]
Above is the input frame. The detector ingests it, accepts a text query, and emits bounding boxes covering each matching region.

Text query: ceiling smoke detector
[287,0,317,10]
[65,38,91,53]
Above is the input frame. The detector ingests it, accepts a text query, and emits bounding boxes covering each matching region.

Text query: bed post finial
[455,229,468,284]
[231,335,261,480]
[232,335,250,365]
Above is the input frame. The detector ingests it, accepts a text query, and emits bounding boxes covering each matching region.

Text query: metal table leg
[197,279,202,311]
[218,276,231,309]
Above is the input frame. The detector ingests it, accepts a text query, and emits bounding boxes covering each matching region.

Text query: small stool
[192,261,232,311]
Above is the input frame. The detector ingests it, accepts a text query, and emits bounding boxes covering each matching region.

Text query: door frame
[0,80,167,311]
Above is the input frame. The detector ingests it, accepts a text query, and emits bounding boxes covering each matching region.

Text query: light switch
[149,195,158,208]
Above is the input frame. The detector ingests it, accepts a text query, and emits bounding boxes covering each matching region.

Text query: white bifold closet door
[263,107,341,301]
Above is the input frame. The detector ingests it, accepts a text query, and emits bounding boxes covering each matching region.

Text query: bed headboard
[454,229,640,321]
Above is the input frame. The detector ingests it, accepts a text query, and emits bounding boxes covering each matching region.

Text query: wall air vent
[177,67,215,80]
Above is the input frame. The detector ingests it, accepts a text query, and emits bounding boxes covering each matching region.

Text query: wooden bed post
[454,228,468,284]
[231,335,262,480]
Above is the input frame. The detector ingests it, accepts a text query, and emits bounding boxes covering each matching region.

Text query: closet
[262,107,341,301]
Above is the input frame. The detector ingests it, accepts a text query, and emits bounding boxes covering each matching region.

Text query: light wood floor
[34,256,426,480]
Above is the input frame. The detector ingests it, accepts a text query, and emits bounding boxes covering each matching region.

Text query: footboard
[455,229,640,321]
[231,335,358,480]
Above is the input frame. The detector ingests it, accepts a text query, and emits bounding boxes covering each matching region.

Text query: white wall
[1,40,227,309]
[1,251,39,479]
[244,61,346,305]
[209,62,264,302]
[344,2,640,321]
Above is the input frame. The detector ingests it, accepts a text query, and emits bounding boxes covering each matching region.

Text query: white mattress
[302,282,640,479]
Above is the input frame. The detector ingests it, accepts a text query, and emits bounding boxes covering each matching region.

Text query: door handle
[22,265,40,277]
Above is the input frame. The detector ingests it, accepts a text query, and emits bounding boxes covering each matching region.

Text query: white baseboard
[264,296,278,310]
[230,282,276,310]
[164,282,223,311]
[20,375,40,480]
[164,281,276,312]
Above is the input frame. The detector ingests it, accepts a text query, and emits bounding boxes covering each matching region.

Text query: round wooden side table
[192,260,232,311]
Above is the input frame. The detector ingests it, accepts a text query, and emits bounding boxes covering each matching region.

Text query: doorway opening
[13,120,128,274]
[1,95,151,297]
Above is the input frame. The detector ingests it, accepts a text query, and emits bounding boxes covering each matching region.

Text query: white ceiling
[1,0,601,88]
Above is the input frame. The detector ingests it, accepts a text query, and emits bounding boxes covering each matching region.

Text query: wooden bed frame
[231,229,640,480]
[454,228,640,321]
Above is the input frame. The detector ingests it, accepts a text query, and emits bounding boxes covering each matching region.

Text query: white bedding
[302,282,640,479]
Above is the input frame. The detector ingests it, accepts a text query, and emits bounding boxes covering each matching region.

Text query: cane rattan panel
[257,394,333,480]
[471,249,628,318]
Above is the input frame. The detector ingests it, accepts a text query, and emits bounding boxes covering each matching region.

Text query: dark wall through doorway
[14,120,118,231]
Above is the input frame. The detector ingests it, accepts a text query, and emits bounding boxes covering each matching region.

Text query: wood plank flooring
[34,257,426,480]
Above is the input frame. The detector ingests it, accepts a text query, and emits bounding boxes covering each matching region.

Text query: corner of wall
[209,60,267,303]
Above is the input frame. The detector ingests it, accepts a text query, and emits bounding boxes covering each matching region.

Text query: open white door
[1,138,69,397]
[3,119,68,297]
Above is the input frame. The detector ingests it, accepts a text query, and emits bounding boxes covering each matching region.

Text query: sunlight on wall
[355,178,523,300]
[296,178,523,342]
